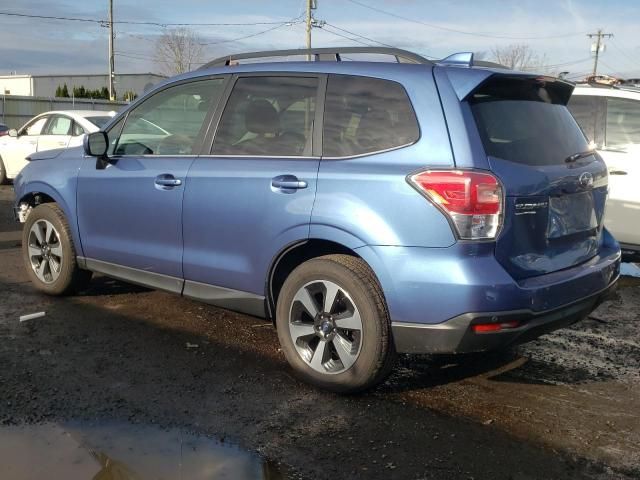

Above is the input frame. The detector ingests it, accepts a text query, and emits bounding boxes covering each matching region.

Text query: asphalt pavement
[0,184,638,480]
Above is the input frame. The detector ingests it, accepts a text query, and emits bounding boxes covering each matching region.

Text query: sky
[0,0,638,81]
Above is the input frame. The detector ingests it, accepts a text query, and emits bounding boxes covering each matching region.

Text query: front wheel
[22,203,92,295]
[0,156,7,185]
[276,254,395,393]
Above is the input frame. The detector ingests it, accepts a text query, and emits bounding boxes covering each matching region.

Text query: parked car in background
[13,47,620,392]
[568,84,640,260]
[0,123,9,137]
[0,110,115,184]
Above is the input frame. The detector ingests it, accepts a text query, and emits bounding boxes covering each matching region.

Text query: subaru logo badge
[579,172,594,189]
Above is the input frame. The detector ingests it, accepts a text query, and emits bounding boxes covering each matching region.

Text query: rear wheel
[22,203,92,295]
[276,254,395,393]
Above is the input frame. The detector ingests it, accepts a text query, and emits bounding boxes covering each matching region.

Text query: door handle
[155,174,182,187]
[271,175,308,191]
[609,170,627,175]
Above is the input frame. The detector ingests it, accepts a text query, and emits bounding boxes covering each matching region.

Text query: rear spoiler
[439,67,574,104]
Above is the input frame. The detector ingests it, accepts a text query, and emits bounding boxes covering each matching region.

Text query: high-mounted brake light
[408,170,503,240]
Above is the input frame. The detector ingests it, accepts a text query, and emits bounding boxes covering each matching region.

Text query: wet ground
[1,421,282,479]
[1,184,639,479]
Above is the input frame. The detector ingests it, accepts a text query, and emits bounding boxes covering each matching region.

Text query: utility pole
[108,0,115,101]
[587,29,613,77]
[305,0,314,60]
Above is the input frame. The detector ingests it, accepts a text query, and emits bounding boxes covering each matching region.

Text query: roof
[573,84,640,100]
[0,73,165,79]
[31,110,116,120]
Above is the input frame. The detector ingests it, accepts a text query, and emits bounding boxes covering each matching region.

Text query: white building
[0,73,166,99]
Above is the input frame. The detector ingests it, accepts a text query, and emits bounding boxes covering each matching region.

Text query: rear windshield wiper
[565,151,595,163]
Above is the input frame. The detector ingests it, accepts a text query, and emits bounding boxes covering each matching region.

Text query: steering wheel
[156,135,193,155]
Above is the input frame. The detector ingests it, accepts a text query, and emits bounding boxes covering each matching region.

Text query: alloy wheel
[288,279,363,374]
[27,219,63,284]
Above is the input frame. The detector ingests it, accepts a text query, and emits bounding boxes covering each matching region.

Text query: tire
[0,156,7,185]
[22,203,92,295]
[276,254,395,393]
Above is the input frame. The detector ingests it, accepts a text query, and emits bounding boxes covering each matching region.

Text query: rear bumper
[355,233,621,355]
[392,277,618,354]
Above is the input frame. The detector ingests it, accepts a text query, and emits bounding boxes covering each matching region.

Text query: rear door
[469,76,609,279]
[181,74,322,310]
[37,114,73,151]
[599,96,640,248]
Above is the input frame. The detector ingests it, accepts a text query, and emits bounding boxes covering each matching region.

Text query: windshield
[87,116,114,129]
[470,77,589,166]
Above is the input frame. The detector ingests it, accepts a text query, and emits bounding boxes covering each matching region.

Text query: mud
[1,185,638,479]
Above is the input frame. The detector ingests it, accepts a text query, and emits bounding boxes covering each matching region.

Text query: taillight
[408,170,503,240]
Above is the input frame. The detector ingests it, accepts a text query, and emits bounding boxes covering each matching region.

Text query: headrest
[245,99,279,135]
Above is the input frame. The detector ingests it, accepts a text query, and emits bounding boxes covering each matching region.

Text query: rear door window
[606,97,640,147]
[43,116,72,135]
[322,75,419,157]
[471,77,589,166]
[212,76,319,157]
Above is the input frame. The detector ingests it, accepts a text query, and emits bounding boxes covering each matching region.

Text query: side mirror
[84,131,109,157]
[8,129,18,137]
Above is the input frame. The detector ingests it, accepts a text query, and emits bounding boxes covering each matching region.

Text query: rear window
[87,116,113,129]
[470,77,589,166]
[322,75,419,157]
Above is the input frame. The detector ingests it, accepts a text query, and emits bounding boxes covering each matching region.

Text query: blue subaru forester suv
[13,48,620,392]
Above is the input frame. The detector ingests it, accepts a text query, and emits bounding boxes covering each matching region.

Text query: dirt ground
[0,184,638,479]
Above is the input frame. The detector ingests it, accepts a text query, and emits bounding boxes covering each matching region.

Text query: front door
[1,115,48,178]
[77,78,227,290]
[182,75,322,311]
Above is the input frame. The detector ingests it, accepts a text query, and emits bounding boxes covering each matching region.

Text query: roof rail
[199,47,432,69]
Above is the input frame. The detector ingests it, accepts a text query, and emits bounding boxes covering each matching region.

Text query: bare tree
[491,44,547,71]
[153,28,204,75]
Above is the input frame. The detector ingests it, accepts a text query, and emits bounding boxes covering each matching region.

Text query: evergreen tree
[61,84,69,98]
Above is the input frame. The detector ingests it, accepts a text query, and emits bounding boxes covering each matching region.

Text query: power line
[0,10,295,27]
[608,39,640,69]
[199,21,299,46]
[324,23,398,49]
[345,0,586,40]
[520,57,593,72]
[320,26,372,47]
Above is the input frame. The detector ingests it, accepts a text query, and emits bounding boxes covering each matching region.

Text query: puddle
[621,262,640,278]
[0,421,284,480]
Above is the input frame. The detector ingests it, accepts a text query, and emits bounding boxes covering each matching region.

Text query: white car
[0,110,115,183]
[569,85,640,259]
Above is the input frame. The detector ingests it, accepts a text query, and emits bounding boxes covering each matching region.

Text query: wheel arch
[266,238,386,323]
[17,183,83,256]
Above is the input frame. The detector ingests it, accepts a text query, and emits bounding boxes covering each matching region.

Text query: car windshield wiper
[565,150,595,163]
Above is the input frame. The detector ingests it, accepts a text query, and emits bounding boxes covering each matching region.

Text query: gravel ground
[0,184,638,479]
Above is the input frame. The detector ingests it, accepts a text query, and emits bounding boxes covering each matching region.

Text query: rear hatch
[469,75,608,280]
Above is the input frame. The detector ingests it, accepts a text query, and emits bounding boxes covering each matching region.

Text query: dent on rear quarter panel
[312,68,457,249]
[15,149,85,255]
